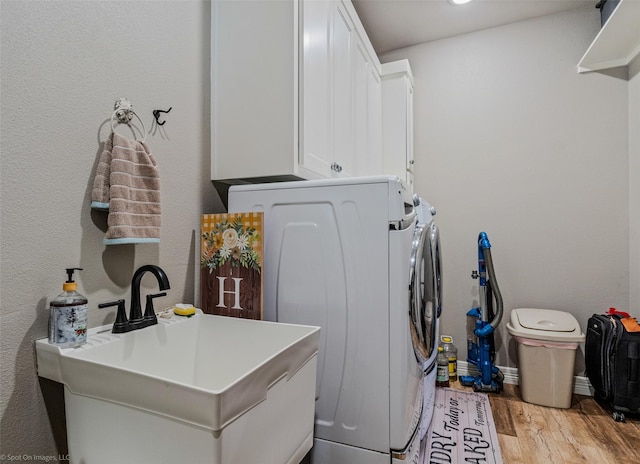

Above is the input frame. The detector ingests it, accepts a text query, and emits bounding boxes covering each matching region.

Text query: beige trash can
[506,308,585,409]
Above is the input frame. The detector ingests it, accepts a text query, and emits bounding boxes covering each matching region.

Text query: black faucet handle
[98,299,125,309]
[99,299,130,334]
[142,292,167,327]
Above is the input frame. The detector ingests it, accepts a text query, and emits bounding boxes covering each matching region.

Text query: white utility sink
[36,310,320,464]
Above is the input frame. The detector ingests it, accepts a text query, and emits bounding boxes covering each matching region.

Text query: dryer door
[430,223,443,318]
[409,222,437,363]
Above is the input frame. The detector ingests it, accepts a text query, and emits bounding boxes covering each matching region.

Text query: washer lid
[507,308,585,342]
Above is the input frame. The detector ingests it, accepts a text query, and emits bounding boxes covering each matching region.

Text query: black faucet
[128,265,170,330]
[99,265,170,334]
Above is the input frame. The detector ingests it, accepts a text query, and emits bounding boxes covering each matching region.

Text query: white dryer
[228,176,442,464]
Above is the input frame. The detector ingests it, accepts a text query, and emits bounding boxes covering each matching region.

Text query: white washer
[228,176,441,464]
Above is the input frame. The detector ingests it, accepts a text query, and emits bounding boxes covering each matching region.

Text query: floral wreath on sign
[201,218,261,273]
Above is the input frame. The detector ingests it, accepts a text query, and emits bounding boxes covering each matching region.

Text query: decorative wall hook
[153,107,172,126]
[114,98,134,124]
[110,97,146,142]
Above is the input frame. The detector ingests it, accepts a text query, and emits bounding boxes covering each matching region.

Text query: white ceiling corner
[351,0,596,55]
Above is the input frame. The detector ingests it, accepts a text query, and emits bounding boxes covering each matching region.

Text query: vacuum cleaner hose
[484,248,503,330]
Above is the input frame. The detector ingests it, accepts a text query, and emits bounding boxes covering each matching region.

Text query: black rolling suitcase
[585,310,640,422]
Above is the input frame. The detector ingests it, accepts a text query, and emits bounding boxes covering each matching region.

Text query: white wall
[382,7,630,373]
[0,0,221,456]
[630,56,640,311]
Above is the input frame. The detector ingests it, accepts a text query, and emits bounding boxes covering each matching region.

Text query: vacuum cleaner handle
[475,232,503,337]
[483,247,503,331]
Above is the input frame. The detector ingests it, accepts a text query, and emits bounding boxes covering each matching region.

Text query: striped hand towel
[90,136,113,210]
[91,132,161,244]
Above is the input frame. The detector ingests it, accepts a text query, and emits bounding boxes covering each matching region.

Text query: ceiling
[352,0,595,55]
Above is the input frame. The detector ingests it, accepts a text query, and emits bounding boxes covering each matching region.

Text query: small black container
[595,0,620,27]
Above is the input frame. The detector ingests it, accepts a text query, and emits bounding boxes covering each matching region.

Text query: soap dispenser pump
[49,267,88,347]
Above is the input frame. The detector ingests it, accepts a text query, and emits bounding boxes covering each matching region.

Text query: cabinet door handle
[331,162,343,173]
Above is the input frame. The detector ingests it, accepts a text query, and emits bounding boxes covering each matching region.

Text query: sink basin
[36,310,320,464]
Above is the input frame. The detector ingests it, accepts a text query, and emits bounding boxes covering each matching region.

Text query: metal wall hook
[153,107,172,126]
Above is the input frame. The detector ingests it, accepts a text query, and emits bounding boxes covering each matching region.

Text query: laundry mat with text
[422,387,503,464]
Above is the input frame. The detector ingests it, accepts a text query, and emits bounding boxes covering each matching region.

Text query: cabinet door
[300,0,381,180]
[331,1,354,178]
[352,38,369,176]
[300,0,333,177]
[382,61,414,189]
[352,38,382,177]
[406,82,414,189]
[366,65,382,176]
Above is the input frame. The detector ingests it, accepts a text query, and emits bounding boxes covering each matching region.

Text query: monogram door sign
[200,212,263,319]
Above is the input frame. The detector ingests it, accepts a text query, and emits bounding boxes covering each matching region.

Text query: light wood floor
[457,381,640,464]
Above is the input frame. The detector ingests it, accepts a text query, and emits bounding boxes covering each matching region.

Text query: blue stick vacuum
[460,232,505,393]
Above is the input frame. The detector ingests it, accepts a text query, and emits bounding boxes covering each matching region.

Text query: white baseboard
[457,361,593,396]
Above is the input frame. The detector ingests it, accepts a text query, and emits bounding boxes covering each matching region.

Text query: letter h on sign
[216,276,243,310]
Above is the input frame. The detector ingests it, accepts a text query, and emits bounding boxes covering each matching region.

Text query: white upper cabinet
[212,0,383,183]
[578,0,640,73]
[381,60,414,190]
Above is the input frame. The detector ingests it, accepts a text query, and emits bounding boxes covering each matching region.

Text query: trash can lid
[507,308,585,342]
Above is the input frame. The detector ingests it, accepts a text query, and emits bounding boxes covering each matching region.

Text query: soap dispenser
[49,268,88,347]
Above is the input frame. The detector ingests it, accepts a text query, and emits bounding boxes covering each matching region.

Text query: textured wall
[0,0,221,456]
[630,57,640,312]
[382,7,630,374]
